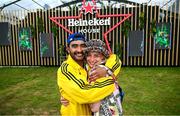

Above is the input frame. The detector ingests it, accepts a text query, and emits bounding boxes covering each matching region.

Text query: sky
[0,0,176,11]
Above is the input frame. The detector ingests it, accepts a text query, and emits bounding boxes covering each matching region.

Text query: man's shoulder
[107,54,119,62]
[59,61,68,68]
[105,54,121,67]
[58,61,74,71]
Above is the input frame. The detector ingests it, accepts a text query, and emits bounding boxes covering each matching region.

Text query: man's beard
[69,51,84,62]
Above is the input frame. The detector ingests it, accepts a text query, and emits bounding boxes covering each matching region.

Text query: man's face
[67,40,86,62]
[86,51,104,68]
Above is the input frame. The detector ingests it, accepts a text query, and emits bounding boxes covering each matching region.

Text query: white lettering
[78,28,100,34]
[88,20,93,25]
[68,19,74,26]
[68,18,111,27]
[105,18,110,25]
[93,18,98,25]
[74,20,79,26]
[99,20,104,25]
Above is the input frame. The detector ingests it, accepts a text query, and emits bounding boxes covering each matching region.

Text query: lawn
[0,67,179,115]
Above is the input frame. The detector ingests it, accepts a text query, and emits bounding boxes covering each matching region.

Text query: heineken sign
[50,0,132,53]
[68,18,110,33]
[68,18,110,27]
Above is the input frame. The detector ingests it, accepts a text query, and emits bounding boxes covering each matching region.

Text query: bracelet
[99,65,113,76]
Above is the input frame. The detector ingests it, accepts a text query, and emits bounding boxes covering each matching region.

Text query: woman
[84,39,123,116]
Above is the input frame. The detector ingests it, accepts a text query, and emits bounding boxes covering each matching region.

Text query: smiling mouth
[88,62,96,67]
[75,53,84,57]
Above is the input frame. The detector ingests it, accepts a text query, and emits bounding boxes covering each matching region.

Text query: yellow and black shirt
[57,54,121,115]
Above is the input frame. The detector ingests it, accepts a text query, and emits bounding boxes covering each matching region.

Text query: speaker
[0,22,11,45]
[128,30,144,56]
[40,33,54,57]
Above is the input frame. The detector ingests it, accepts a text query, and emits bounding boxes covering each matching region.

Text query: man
[57,33,121,115]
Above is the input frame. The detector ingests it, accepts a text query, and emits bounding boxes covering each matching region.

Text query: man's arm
[105,54,122,77]
[57,63,115,104]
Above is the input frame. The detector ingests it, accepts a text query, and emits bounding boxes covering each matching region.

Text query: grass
[119,67,180,115]
[0,67,60,115]
[0,67,180,115]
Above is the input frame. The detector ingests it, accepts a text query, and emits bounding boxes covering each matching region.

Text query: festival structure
[0,0,179,66]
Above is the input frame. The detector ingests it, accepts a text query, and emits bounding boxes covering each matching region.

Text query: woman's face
[86,51,105,68]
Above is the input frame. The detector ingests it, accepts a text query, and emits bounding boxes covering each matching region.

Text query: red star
[49,0,132,53]
[84,2,94,14]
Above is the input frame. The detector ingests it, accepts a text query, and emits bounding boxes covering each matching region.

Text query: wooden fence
[0,2,179,66]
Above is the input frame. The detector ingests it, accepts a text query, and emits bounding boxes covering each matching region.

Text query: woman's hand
[89,65,107,82]
[60,96,69,106]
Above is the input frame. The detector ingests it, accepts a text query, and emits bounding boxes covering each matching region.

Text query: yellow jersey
[57,54,121,115]
[105,54,122,77]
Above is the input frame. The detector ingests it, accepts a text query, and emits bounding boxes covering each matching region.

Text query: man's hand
[89,65,107,82]
[60,96,69,106]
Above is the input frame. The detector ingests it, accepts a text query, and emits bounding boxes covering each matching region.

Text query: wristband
[99,65,113,76]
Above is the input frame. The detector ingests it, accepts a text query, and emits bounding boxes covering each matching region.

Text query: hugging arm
[89,54,122,81]
[57,63,115,104]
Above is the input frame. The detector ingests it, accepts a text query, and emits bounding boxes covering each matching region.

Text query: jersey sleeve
[57,63,115,104]
[105,54,122,77]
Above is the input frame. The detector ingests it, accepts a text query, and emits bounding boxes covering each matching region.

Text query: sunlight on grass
[0,67,179,115]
